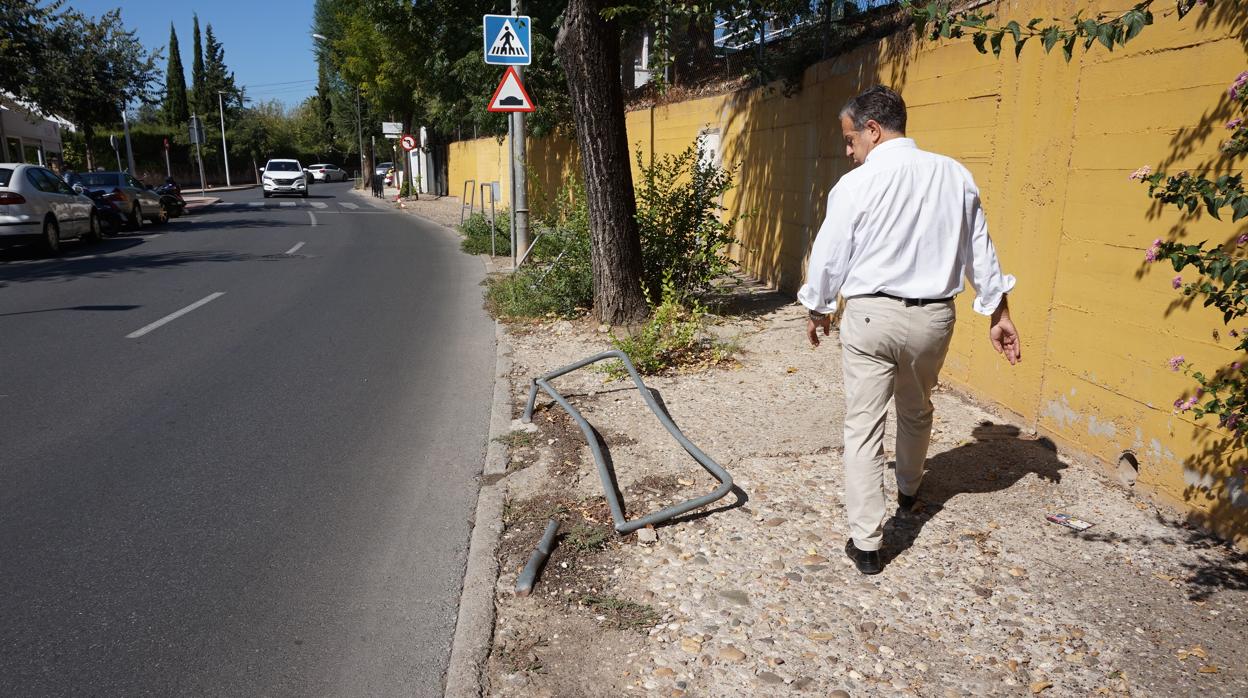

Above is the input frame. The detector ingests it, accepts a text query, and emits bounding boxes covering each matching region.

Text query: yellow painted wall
[450,2,1248,543]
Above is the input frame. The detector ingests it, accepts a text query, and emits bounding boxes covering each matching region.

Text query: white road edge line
[286,241,305,255]
[126,292,225,339]
[307,211,317,226]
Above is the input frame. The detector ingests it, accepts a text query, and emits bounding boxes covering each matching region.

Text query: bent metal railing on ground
[521,350,735,534]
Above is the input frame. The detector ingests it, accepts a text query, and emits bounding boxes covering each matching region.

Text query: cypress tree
[190,14,205,118]
[163,23,189,126]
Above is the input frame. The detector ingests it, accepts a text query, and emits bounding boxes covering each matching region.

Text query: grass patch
[579,594,660,631]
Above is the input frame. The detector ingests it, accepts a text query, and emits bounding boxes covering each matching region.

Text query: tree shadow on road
[0,249,294,286]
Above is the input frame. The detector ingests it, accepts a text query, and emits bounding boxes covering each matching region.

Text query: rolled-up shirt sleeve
[962,185,1016,316]
[798,185,856,315]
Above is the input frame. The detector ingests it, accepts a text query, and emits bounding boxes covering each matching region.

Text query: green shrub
[634,143,741,302]
[484,178,594,319]
[459,210,511,256]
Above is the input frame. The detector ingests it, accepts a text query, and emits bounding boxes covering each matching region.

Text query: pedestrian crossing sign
[483,14,531,66]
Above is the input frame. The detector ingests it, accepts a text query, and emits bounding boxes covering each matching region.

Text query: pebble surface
[487,301,1248,697]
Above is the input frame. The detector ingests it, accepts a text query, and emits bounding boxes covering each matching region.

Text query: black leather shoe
[844,539,883,575]
[898,491,917,511]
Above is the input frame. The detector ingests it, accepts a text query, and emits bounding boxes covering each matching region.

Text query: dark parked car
[73,171,167,229]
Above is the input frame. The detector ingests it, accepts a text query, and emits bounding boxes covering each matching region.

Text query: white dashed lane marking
[126,292,226,339]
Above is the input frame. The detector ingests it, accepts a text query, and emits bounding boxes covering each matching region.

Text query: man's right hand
[989,296,1021,365]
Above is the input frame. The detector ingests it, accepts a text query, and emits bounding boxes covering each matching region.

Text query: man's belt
[865,292,955,307]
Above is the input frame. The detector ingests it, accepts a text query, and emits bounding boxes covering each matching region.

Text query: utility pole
[510,0,529,264]
[356,88,365,183]
[217,91,231,187]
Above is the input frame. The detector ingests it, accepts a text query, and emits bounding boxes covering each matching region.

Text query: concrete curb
[444,282,515,696]
[183,197,221,211]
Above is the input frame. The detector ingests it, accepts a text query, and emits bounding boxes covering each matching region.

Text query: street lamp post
[217,91,231,187]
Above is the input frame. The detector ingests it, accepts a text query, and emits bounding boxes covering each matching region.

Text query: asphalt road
[0,182,496,696]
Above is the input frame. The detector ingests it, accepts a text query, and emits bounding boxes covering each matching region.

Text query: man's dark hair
[840,86,907,134]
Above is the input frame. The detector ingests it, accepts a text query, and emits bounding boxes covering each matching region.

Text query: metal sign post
[400,134,418,200]
[163,137,172,179]
[484,9,533,267]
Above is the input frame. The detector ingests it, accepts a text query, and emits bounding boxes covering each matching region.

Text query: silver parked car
[72,171,167,230]
[0,163,100,254]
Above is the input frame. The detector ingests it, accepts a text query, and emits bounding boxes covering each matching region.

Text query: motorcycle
[79,187,127,236]
[155,180,187,218]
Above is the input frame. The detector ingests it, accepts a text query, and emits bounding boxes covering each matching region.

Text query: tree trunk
[83,124,96,171]
[556,0,648,325]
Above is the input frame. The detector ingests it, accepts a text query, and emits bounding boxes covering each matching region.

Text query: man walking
[799,86,1021,575]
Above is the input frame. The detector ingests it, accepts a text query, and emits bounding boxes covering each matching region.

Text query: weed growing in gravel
[563,523,609,552]
[493,431,537,449]
[605,274,738,377]
[578,595,660,631]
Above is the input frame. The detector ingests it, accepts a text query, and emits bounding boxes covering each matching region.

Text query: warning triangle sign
[488,67,536,113]
[487,19,528,60]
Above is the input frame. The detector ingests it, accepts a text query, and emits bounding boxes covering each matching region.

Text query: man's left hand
[807,314,831,347]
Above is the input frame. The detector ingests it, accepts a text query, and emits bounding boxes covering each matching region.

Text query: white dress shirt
[797,138,1015,316]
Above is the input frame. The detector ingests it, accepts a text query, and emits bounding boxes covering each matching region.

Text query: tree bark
[83,124,96,171]
[556,0,648,325]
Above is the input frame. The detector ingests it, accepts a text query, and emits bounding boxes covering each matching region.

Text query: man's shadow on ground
[882,422,1067,562]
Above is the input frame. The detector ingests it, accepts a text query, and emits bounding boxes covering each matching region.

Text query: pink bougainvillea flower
[1145,238,1163,262]
[1239,234,1248,246]
[1232,71,1248,98]
[1233,361,1242,370]
[1167,355,1185,371]
[1128,165,1152,181]
[1229,117,1245,130]
[1172,275,1183,289]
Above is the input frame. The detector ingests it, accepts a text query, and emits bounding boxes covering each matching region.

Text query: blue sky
[67,1,319,109]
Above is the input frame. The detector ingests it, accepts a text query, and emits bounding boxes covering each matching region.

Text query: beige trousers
[839,295,955,551]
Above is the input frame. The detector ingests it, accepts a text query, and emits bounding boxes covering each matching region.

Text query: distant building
[1,93,73,171]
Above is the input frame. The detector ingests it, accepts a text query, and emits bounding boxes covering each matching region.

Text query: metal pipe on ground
[515,519,560,596]
[522,350,735,534]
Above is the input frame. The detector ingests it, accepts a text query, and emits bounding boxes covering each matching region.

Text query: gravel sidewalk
[485,295,1248,697]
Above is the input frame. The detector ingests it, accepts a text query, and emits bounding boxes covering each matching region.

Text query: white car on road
[308,164,348,182]
[261,159,308,198]
[0,163,100,254]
